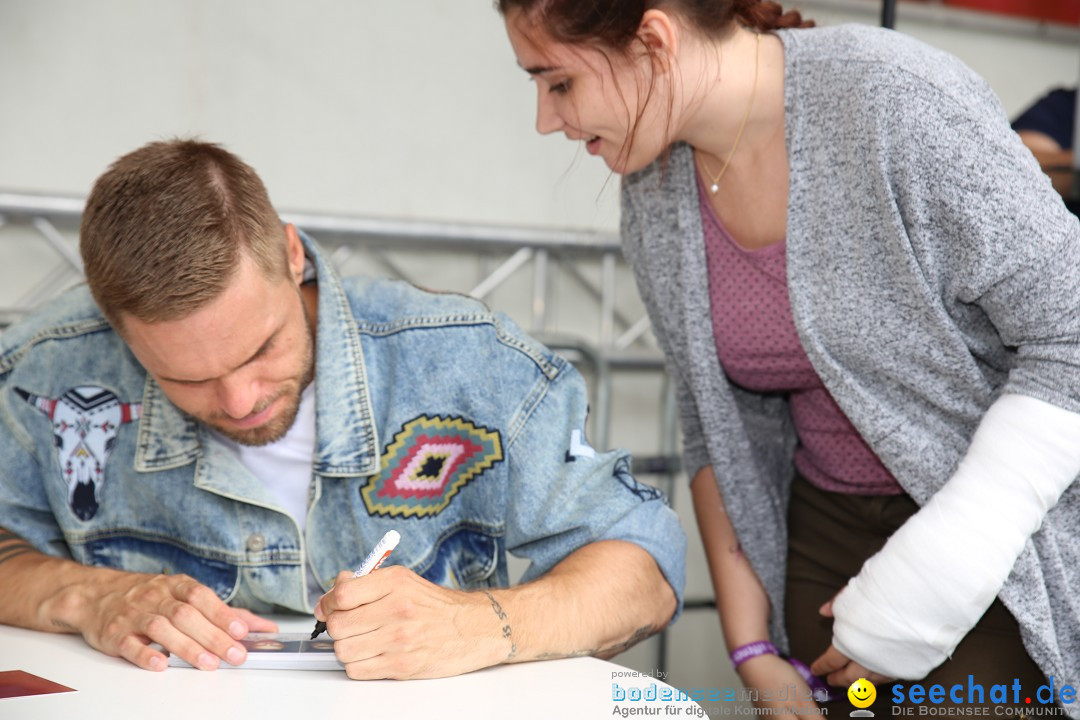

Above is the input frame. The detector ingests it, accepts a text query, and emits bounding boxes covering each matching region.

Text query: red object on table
[0,670,76,699]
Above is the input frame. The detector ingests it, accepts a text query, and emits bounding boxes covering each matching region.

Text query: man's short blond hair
[80,139,288,328]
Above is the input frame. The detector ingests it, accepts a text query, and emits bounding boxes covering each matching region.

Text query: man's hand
[314,565,508,680]
[42,565,278,672]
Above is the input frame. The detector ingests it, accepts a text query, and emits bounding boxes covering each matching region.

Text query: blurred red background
[940,0,1080,25]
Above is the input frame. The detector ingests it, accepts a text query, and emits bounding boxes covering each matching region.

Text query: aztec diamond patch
[361,415,503,519]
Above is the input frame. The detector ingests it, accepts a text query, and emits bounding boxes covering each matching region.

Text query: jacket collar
[134,231,380,477]
[304,230,379,476]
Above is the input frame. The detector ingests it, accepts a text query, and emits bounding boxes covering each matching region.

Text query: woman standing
[500,0,1080,711]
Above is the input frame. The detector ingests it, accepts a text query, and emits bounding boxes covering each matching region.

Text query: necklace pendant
[709,183,720,194]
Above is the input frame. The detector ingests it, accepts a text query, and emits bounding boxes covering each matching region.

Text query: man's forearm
[0,527,74,632]
[0,527,135,634]
[0,525,277,670]
[0,527,95,632]
[488,540,677,663]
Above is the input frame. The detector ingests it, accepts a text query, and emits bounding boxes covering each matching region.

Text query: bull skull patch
[17,386,141,521]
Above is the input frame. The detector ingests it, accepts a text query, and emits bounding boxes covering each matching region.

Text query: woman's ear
[637,9,679,71]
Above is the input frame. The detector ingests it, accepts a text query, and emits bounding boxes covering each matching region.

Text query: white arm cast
[830,393,1080,679]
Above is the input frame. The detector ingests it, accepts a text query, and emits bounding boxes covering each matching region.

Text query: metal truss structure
[0,189,679,459]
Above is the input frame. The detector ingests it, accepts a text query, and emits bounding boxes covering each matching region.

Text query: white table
[0,617,703,719]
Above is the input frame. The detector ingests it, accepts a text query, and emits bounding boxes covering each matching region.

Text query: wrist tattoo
[533,649,593,661]
[482,590,516,660]
[597,624,656,657]
[534,624,657,662]
[0,531,34,566]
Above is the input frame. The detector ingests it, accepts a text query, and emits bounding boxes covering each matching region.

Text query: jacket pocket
[74,533,241,602]
[412,522,501,589]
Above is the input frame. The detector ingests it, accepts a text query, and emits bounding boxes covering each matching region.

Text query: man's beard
[209,308,315,447]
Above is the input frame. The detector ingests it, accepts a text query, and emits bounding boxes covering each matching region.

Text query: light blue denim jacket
[0,233,686,615]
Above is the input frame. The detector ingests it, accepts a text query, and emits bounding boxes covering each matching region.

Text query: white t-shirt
[212,383,320,605]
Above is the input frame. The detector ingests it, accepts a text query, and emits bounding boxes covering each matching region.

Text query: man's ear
[637,9,679,71]
[284,223,305,283]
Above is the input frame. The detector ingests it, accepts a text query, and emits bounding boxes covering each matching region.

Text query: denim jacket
[0,233,686,615]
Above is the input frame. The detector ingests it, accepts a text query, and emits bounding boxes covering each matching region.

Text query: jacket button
[246,533,266,553]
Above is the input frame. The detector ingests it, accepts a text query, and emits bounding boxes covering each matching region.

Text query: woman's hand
[811,598,891,687]
[737,654,821,711]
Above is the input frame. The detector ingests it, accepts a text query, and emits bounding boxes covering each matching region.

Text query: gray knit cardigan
[620,24,1080,700]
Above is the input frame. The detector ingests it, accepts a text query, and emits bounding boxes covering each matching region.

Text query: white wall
[1,0,1077,699]
[1,1,1076,233]
[0,0,620,230]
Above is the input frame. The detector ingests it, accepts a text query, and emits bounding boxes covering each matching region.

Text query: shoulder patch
[564,428,596,462]
[613,457,663,503]
[361,415,503,519]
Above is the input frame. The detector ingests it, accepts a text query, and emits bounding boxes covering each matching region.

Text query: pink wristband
[730,640,780,668]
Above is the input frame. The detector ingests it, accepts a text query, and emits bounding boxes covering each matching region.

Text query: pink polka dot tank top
[698,173,902,495]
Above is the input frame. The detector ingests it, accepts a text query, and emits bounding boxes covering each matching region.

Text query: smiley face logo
[848,678,877,709]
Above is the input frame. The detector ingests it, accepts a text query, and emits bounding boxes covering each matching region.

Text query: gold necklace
[699,33,761,195]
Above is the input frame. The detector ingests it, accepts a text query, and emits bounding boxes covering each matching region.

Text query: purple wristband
[730,640,780,668]
[730,643,834,703]
[786,656,835,703]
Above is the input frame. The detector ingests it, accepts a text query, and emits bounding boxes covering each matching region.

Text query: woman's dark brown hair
[497,0,812,50]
